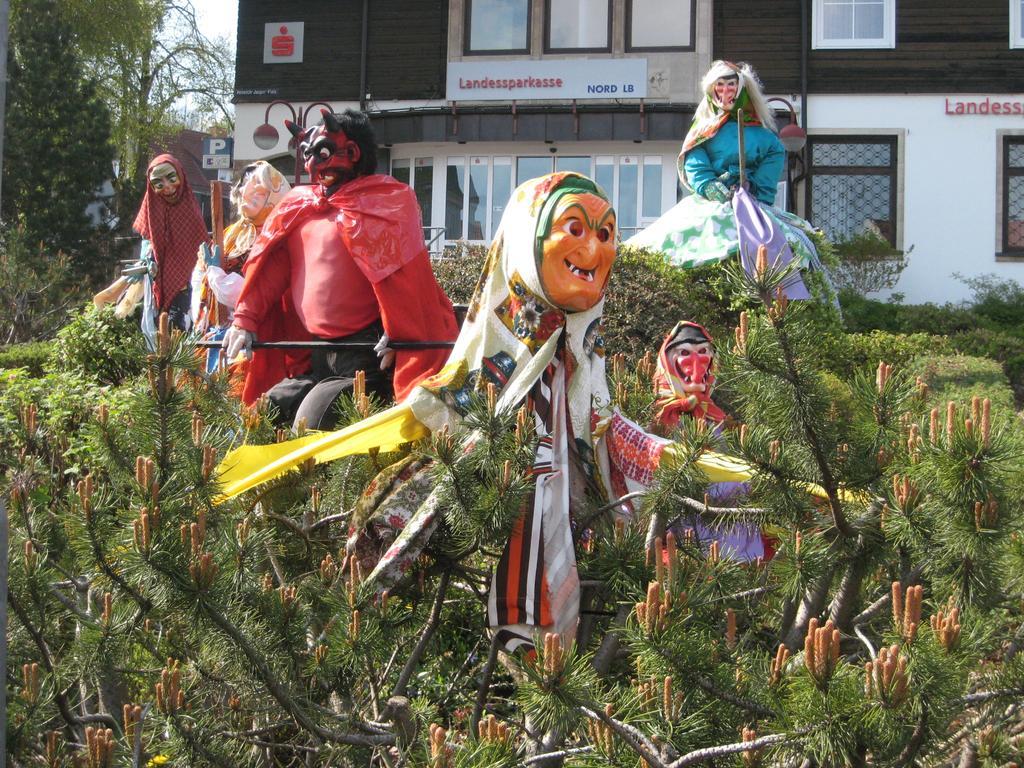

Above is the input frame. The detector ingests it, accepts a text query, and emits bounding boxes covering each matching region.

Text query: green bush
[432,244,744,365]
[947,328,1024,400]
[0,340,53,375]
[838,290,978,335]
[0,367,115,473]
[47,304,144,385]
[821,330,954,376]
[959,273,1024,328]
[907,354,1017,414]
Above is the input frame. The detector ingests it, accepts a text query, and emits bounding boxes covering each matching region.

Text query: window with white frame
[546,0,611,52]
[813,0,895,49]
[626,0,695,51]
[1000,136,1024,256]
[1012,0,1024,48]
[806,136,898,245]
[465,0,530,54]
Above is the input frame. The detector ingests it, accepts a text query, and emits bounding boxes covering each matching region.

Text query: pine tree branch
[894,706,928,768]
[8,589,117,734]
[392,569,451,698]
[784,565,838,649]
[668,730,804,767]
[579,705,667,768]
[828,535,871,631]
[471,634,501,736]
[851,566,924,626]
[523,746,594,764]
[591,604,632,676]
[197,595,394,747]
[769,313,853,537]
[693,674,775,718]
[962,688,1024,705]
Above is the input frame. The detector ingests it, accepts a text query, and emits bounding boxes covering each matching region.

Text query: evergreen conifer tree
[5,256,1024,766]
[2,0,115,282]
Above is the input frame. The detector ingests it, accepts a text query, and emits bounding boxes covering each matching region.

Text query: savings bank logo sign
[447,59,648,101]
[263,22,304,64]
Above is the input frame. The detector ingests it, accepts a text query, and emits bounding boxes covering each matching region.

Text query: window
[1001,136,1024,256]
[465,0,530,54]
[1012,0,1024,48]
[445,158,466,239]
[806,136,898,245]
[491,158,513,239]
[813,0,895,49]
[391,157,435,228]
[546,0,611,52]
[626,0,695,52]
[642,157,663,219]
[414,158,434,229]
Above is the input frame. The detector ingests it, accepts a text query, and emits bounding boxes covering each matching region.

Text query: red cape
[240,175,458,405]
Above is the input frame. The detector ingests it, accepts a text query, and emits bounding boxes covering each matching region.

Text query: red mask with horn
[286,109,361,190]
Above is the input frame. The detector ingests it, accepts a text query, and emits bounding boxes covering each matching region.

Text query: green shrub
[48,304,144,385]
[0,367,119,473]
[603,246,741,363]
[831,231,908,295]
[0,340,53,375]
[433,244,744,365]
[907,354,1017,414]
[431,244,489,306]
[959,273,1024,329]
[838,291,978,335]
[820,330,954,376]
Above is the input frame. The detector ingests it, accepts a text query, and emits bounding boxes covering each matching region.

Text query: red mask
[287,109,360,189]
[652,321,726,428]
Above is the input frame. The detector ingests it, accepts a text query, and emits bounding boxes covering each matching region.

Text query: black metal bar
[195,340,455,351]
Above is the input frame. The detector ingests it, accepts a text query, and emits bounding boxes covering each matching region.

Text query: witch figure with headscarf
[627,60,829,299]
[216,172,760,654]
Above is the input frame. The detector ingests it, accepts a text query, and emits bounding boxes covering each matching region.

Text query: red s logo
[271,25,294,57]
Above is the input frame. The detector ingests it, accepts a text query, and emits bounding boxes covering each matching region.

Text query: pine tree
[5,265,1024,766]
[2,0,115,282]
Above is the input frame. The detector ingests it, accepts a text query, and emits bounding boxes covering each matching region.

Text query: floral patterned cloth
[625,191,818,272]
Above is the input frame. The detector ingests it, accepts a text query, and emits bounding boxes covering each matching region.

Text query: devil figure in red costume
[223,109,459,428]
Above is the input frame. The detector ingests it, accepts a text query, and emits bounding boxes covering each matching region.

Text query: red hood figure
[133,153,209,312]
[652,321,727,430]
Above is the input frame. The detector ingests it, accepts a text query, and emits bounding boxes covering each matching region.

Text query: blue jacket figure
[628,60,831,299]
[683,121,785,206]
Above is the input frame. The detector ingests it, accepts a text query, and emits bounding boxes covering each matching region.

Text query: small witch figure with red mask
[130,154,210,335]
[651,321,773,561]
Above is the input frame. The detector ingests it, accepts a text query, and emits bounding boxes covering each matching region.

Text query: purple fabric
[732,187,810,300]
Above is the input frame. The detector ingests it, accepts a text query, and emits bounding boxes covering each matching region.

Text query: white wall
[808,93,1024,304]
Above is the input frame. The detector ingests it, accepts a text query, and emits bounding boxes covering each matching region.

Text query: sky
[194,0,239,46]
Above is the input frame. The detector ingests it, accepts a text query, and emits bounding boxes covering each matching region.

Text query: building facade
[233,0,1024,303]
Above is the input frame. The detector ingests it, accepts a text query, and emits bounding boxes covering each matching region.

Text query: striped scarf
[489,351,580,652]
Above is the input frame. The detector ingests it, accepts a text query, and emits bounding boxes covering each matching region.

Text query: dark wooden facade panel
[235,0,362,101]
[713,0,1023,95]
[235,0,447,103]
[367,2,447,100]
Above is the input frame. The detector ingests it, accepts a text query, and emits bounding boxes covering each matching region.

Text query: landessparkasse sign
[263,22,304,64]
[447,59,647,101]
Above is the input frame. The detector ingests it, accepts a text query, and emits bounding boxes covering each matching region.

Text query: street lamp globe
[253,123,280,151]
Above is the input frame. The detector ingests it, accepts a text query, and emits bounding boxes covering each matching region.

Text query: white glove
[374,333,395,371]
[223,325,255,362]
